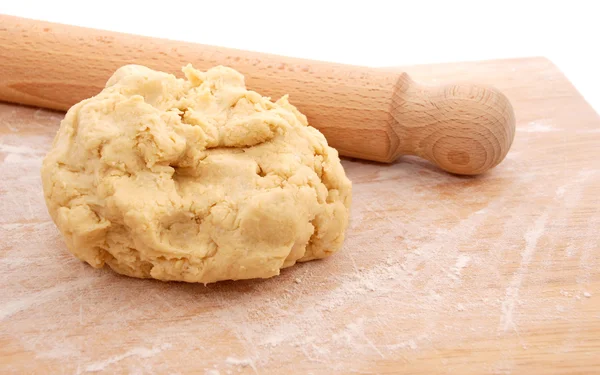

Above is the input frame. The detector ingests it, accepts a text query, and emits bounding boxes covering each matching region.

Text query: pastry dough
[41,64,352,283]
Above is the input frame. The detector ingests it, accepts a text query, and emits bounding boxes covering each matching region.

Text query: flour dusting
[1,103,599,374]
[518,120,557,133]
[84,344,172,373]
[451,254,471,278]
[225,357,252,367]
[500,212,549,332]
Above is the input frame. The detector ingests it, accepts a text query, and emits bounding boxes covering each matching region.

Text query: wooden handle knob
[0,15,516,175]
[390,74,515,175]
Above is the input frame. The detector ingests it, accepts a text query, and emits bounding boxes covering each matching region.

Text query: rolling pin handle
[389,73,516,175]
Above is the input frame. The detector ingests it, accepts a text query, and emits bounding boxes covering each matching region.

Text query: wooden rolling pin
[0,15,515,175]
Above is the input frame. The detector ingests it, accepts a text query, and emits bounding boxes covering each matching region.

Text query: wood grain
[0,15,514,175]
[0,57,598,374]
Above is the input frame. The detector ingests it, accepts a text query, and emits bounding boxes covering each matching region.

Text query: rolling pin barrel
[0,15,515,175]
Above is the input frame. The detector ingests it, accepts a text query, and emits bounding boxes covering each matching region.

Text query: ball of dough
[41,64,352,283]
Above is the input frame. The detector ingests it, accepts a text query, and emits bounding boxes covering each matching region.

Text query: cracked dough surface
[41,64,352,283]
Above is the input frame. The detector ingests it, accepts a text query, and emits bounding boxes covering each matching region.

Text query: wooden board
[1,57,599,374]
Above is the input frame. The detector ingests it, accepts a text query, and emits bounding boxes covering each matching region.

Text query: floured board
[1,57,599,374]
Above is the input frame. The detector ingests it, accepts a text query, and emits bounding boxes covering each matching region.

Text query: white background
[2,0,599,112]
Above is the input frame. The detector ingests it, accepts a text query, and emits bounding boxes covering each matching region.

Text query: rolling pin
[0,15,515,175]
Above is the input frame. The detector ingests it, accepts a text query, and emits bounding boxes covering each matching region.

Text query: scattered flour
[500,213,549,332]
[84,344,172,372]
[0,278,96,320]
[518,120,557,133]
[225,357,252,367]
[1,104,598,374]
[451,254,471,278]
